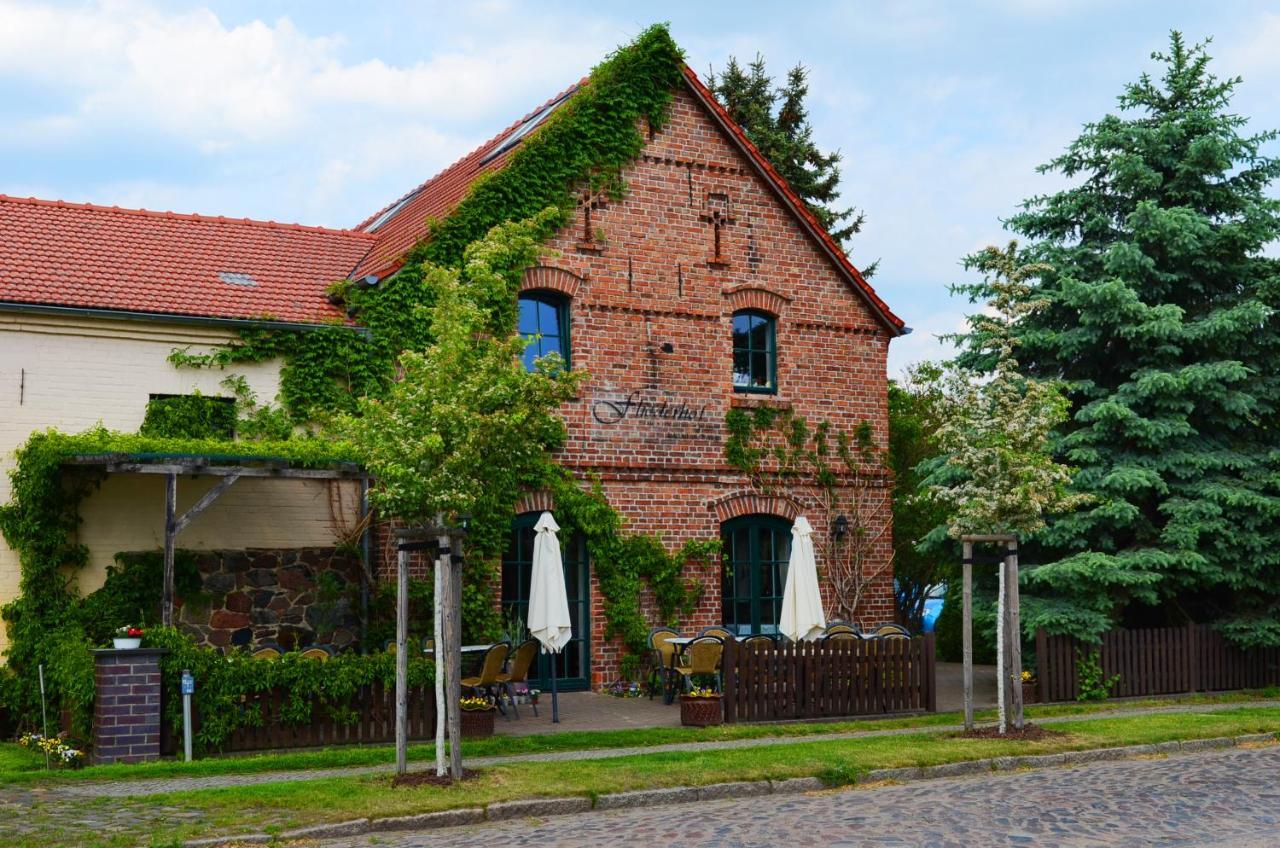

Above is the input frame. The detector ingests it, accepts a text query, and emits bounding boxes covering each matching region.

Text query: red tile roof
[0,195,375,325]
[351,83,582,280]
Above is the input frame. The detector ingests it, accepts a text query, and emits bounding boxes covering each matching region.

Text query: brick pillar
[92,648,167,765]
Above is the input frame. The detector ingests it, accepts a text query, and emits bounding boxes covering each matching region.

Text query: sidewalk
[47,698,1278,800]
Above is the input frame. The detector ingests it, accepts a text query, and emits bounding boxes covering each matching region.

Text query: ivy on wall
[139,392,236,440]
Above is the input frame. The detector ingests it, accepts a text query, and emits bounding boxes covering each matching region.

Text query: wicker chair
[461,642,511,705]
[299,645,332,661]
[648,627,680,702]
[674,636,724,693]
[823,631,860,642]
[700,626,736,641]
[870,623,911,639]
[494,639,540,719]
[251,643,282,660]
[741,633,776,650]
[383,637,421,655]
[824,620,861,636]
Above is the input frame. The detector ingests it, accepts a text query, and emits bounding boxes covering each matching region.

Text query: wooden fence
[1037,624,1280,703]
[162,681,437,754]
[722,634,936,723]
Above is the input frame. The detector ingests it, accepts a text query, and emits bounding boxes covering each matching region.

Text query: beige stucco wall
[0,311,355,657]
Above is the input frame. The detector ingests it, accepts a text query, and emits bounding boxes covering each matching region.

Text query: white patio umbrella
[526,511,572,722]
[779,516,827,642]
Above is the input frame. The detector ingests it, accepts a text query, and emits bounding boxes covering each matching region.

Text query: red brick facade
[376,85,899,688]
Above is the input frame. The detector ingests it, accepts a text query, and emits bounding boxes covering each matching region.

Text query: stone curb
[183,731,1279,847]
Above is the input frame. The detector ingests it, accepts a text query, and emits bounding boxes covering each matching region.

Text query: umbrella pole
[550,651,560,723]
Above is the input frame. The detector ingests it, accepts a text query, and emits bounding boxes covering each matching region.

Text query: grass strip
[2,689,1274,787]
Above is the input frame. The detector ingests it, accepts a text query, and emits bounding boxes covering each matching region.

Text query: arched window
[721,514,792,636]
[732,310,776,393]
[518,291,570,371]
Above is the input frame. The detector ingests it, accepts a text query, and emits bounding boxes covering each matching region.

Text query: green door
[721,515,792,636]
[501,514,591,690]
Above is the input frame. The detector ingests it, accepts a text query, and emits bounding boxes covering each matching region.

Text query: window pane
[751,352,769,386]
[518,298,539,334]
[538,300,558,334]
[732,313,752,337]
[733,349,751,386]
[749,318,770,349]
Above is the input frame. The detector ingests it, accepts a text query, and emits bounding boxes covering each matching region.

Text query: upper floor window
[519,291,570,372]
[732,310,776,393]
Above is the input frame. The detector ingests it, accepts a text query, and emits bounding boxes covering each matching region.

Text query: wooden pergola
[64,453,369,628]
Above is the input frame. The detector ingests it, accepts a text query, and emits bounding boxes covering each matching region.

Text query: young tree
[709,55,873,266]
[953,34,1280,647]
[888,363,952,631]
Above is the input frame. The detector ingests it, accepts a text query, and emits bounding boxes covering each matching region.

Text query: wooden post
[1006,542,1024,731]
[395,543,409,776]
[162,473,177,627]
[961,540,974,732]
[447,538,463,778]
[433,541,445,776]
[996,543,1006,734]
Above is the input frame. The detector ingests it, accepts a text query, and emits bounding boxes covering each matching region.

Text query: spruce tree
[710,56,872,268]
[952,34,1280,647]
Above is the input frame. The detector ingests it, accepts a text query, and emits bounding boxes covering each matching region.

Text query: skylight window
[479,90,573,165]
[219,272,257,287]
[364,187,424,233]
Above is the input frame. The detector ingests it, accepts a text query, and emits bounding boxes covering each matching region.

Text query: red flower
[127,627,144,637]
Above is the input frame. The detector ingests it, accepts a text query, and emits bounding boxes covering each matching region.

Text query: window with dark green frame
[721,514,792,636]
[732,309,776,393]
[518,290,570,372]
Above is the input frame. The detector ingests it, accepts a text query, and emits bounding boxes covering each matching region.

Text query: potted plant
[528,688,540,707]
[113,625,144,650]
[680,686,723,727]
[459,695,496,738]
[1021,670,1040,704]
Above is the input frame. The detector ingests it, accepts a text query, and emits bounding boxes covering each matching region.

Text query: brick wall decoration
[92,648,165,765]
[176,547,363,650]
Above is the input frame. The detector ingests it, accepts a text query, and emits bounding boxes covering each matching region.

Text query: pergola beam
[67,459,363,480]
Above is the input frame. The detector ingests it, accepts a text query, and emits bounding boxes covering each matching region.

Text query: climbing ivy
[139,392,236,439]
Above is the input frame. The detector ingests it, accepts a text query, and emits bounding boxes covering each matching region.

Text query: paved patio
[493,663,997,736]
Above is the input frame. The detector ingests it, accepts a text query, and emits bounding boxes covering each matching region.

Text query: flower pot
[112,637,142,650]
[460,708,495,738]
[1022,680,1040,704]
[680,696,723,727]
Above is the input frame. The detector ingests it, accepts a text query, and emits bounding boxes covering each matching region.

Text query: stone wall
[177,547,364,651]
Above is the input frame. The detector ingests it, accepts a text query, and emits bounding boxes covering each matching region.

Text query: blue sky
[3,1,1278,374]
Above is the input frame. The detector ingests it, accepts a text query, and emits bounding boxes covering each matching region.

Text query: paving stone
[697,780,773,800]
[594,786,701,810]
[486,797,592,820]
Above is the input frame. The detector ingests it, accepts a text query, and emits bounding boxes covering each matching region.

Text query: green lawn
[1,689,1275,786]
[5,706,1279,848]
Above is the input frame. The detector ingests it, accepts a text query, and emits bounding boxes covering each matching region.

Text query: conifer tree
[710,56,873,270]
[952,34,1280,647]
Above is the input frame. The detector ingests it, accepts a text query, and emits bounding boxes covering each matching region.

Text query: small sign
[181,672,195,696]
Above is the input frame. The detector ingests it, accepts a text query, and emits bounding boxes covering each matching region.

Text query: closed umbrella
[527,512,572,722]
[779,516,826,642]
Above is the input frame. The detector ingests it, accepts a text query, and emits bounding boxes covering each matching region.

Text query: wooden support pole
[172,474,239,535]
[962,540,974,732]
[447,539,463,778]
[162,473,177,627]
[395,543,409,776]
[1007,542,1024,730]
[433,545,445,776]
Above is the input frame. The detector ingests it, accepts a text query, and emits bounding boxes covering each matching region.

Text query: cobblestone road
[319,745,1280,848]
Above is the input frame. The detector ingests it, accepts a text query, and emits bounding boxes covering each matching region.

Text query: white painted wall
[0,312,354,657]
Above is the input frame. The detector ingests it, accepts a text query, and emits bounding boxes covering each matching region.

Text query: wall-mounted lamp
[661,342,675,353]
[832,514,850,541]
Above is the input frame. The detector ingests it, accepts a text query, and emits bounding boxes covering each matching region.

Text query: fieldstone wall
[175,548,364,651]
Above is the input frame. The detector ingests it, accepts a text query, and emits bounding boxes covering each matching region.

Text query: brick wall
[379,87,900,688]
[92,649,165,765]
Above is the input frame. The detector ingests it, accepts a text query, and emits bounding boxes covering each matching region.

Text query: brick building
[0,60,905,686]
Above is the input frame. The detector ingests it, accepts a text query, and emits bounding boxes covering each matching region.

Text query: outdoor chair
[251,643,282,660]
[647,627,680,702]
[700,626,735,641]
[675,635,724,694]
[741,633,776,652]
[299,645,332,661]
[870,623,910,638]
[824,620,861,636]
[823,631,859,642]
[494,638,539,719]
[383,637,422,655]
[461,642,511,709]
